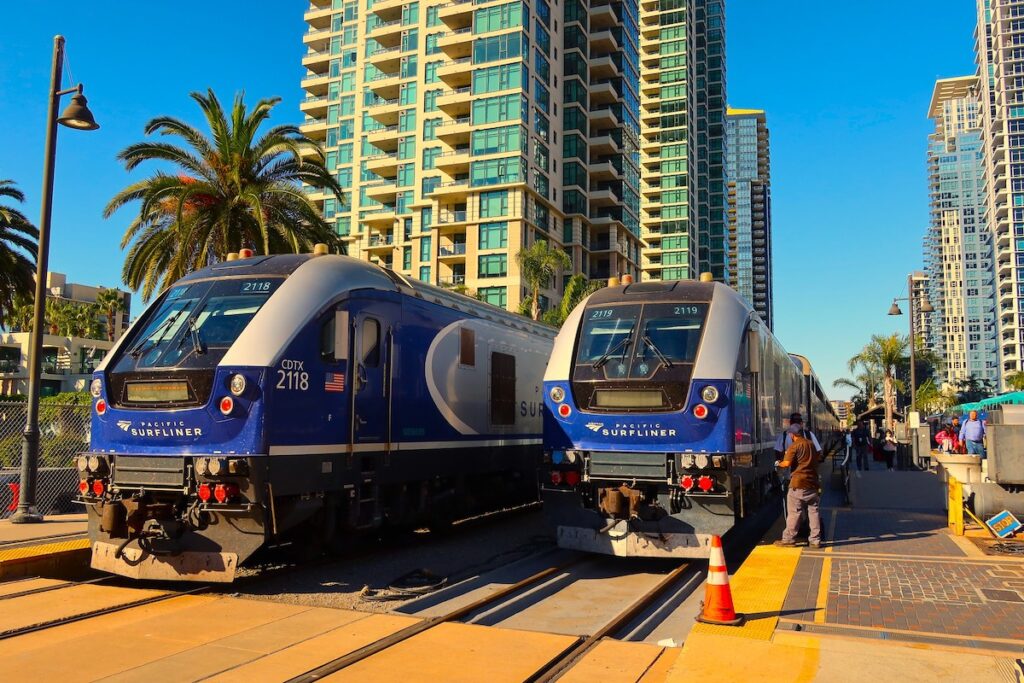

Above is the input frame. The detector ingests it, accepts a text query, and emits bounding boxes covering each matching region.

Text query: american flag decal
[325,372,345,392]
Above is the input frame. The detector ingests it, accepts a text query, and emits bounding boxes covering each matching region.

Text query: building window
[479,286,507,308]
[420,235,433,261]
[479,221,508,249]
[419,266,431,282]
[480,190,508,217]
[479,254,507,278]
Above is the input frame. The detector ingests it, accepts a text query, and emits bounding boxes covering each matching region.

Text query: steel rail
[526,561,693,683]
[0,575,113,601]
[285,556,586,682]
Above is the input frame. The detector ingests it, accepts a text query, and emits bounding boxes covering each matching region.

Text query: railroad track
[283,556,696,682]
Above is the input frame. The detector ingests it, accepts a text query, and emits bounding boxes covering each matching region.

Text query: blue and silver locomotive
[542,279,839,558]
[80,253,554,581]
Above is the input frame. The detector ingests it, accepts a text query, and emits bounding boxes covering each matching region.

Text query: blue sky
[0,1,979,397]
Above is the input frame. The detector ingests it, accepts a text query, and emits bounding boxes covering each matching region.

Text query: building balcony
[366,124,401,151]
[304,3,333,28]
[590,106,620,131]
[370,0,405,21]
[366,152,400,178]
[301,117,330,141]
[589,187,620,207]
[589,56,620,80]
[366,234,397,253]
[301,49,332,70]
[438,28,474,58]
[366,98,401,126]
[640,77,661,96]
[588,160,621,181]
[300,94,334,117]
[430,179,471,201]
[589,134,620,156]
[590,80,619,106]
[436,149,471,174]
[439,243,468,261]
[367,46,403,73]
[590,30,621,56]
[437,87,472,116]
[300,71,332,96]
[437,208,470,232]
[367,19,404,47]
[363,180,399,203]
[436,116,472,144]
[366,73,403,100]
[303,27,333,51]
[438,0,473,29]
[360,207,397,228]
[590,1,618,30]
[438,57,473,88]
[439,274,467,287]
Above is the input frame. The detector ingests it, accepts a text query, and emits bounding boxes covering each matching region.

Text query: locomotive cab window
[361,318,381,368]
[460,327,476,367]
[320,310,350,363]
[490,351,516,425]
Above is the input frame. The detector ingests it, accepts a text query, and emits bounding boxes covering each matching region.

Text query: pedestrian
[959,410,987,458]
[843,428,853,468]
[951,416,964,453]
[774,412,822,459]
[883,429,897,471]
[852,421,870,471]
[775,424,823,549]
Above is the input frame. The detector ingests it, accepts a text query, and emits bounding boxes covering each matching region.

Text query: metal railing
[440,243,467,256]
[0,403,89,519]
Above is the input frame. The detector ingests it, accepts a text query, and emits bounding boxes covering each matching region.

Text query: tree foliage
[0,179,39,331]
[105,89,345,300]
[515,239,571,321]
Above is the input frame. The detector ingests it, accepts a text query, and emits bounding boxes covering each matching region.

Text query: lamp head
[920,299,935,314]
[57,90,99,131]
[888,301,902,316]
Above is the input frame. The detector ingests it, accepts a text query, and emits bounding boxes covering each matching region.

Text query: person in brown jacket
[775,423,822,548]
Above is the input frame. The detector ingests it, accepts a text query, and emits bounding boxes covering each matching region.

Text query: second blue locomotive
[542,279,839,557]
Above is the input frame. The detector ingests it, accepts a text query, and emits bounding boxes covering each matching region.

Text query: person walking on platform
[852,421,870,471]
[775,424,823,548]
[882,429,897,471]
[959,410,987,458]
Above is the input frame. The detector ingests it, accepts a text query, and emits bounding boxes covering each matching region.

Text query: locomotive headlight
[195,457,209,476]
[680,453,695,469]
[208,457,227,476]
[695,453,710,470]
[701,386,719,404]
[90,379,103,398]
[549,386,565,403]
[229,374,247,396]
[87,455,109,475]
[76,455,89,472]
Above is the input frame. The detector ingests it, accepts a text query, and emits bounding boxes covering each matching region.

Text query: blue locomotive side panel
[79,254,554,582]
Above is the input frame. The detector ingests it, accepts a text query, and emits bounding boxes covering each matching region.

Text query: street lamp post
[888,274,934,470]
[11,35,99,524]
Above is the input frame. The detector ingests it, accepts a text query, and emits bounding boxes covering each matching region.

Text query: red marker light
[550,471,563,485]
[565,470,580,486]
[214,483,239,503]
[239,248,255,259]
[95,399,107,416]
[79,480,89,495]
[698,475,714,492]
[693,404,708,420]
[198,483,212,502]
[680,475,695,491]
[219,396,234,415]
[558,403,571,418]
[92,479,105,496]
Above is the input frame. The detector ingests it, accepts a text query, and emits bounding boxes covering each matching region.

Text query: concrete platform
[0,513,89,579]
[669,469,1024,682]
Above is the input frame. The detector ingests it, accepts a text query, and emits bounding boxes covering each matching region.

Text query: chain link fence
[0,403,90,519]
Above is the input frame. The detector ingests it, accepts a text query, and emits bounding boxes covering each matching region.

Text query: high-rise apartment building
[924,77,998,387]
[300,0,655,315]
[725,108,773,328]
[638,0,727,283]
[975,0,1024,384]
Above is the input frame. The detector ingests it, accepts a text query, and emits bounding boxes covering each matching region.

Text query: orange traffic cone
[696,535,744,626]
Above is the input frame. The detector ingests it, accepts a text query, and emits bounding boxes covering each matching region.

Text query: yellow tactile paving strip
[690,544,803,641]
[0,537,90,564]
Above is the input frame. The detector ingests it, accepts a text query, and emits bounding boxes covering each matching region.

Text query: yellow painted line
[777,617,1024,647]
[689,544,802,641]
[668,631,821,682]
[0,538,90,564]
[814,556,831,624]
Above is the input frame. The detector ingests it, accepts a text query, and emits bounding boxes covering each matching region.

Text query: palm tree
[515,239,571,321]
[1007,372,1024,392]
[95,288,125,342]
[833,363,882,411]
[0,180,39,331]
[542,273,604,326]
[105,89,345,300]
[848,334,908,428]
[915,378,955,415]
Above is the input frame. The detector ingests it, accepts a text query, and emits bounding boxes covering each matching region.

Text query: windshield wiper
[642,335,675,369]
[178,316,205,355]
[129,309,185,358]
[592,325,635,369]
